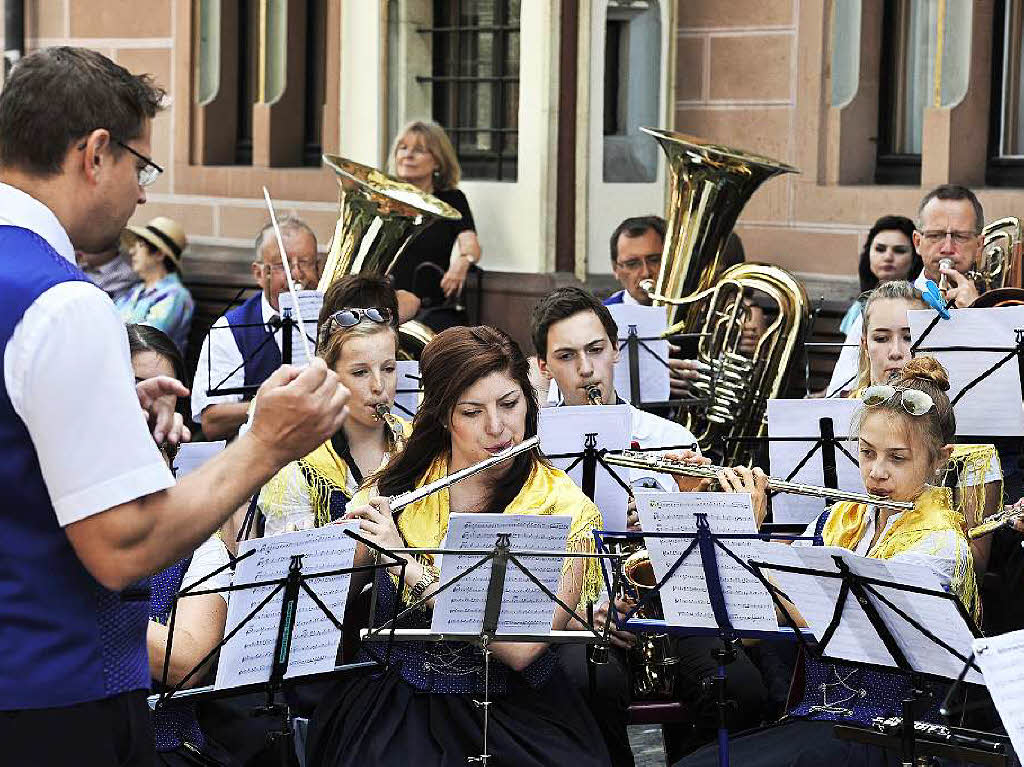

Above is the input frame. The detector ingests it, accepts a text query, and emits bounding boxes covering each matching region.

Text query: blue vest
[150,555,204,752]
[226,293,282,389]
[603,290,625,306]
[0,225,150,709]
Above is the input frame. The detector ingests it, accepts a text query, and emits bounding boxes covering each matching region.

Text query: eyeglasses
[861,384,935,416]
[325,307,393,334]
[615,254,662,272]
[263,257,318,275]
[114,139,163,187]
[75,134,164,187]
[918,230,978,245]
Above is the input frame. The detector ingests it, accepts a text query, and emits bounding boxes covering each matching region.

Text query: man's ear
[535,354,551,378]
[612,338,621,365]
[80,129,112,183]
[251,261,264,284]
[912,229,923,255]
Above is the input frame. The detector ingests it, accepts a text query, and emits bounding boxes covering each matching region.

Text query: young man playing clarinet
[530,286,770,765]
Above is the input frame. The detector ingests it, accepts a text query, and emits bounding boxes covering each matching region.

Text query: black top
[390,187,475,302]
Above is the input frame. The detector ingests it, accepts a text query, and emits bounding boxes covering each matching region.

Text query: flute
[604,450,915,510]
[388,436,540,513]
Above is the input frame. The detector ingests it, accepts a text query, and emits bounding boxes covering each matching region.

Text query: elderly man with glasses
[912,184,986,308]
[191,216,323,440]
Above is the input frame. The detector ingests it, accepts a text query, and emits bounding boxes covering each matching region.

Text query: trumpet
[937,257,953,296]
[375,403,407,452]
[585,384,603,406]
[968,506,1024,539]
[603,450,915,510]
[388,436,540,513]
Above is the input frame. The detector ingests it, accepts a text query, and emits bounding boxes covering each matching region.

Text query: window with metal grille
[418,0,521,182]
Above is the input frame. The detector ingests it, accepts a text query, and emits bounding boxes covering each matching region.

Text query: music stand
[358,534,617,766]
[619,325,709,410]
[595,519,817,767]
[150,528,404,767]
[747,551,983,767]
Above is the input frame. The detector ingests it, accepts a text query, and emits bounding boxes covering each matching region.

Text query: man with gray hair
[913,183,985,308]
[192,216,322,439]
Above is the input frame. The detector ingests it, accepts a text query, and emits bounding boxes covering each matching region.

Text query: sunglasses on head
[326,307,392,333]
[861,384,935,416]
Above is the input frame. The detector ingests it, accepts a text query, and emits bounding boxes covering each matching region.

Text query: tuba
[640,129,809,463]
[317,155,463,358]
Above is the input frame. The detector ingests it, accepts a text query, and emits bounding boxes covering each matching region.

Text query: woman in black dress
[389,120,482,324]
[306,326,611,767]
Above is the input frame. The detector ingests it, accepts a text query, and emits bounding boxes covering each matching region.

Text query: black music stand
[619,325,709,410]
[747,552,983,767]
[595,520,817,767]
[204,307,319,399]
[358,534,617,766]
[151,529,404,767]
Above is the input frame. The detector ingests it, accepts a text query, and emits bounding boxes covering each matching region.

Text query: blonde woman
[257,307,410,535]
[389,120,482,312]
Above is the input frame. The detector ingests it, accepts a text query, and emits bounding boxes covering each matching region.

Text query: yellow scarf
[261,416,411,528]
[822,486,979,620]
[351,455,605,606]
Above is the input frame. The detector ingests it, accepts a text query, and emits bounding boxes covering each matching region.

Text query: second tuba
[317,155,463,359]
[641,129,809,463]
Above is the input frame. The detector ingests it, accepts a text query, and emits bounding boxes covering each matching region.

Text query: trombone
[604,450,914,511]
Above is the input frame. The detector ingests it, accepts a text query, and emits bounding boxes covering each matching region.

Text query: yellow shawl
[351,455,605,606]
[823,485,979,620]
[261,416,412,529]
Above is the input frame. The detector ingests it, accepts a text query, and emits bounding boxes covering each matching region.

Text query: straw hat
[123,216,187,268]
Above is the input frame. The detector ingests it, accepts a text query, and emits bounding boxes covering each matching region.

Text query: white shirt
[191,293,281,421]
[181,536,231,599]
[0,182,174,526]
[628,404,700,491]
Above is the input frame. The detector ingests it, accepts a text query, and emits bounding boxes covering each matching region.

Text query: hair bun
[898,356,950,391]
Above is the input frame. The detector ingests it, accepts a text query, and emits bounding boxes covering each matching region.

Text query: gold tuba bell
[975,216,1024,293]
[640,129,810,463]
[317,155,463,359]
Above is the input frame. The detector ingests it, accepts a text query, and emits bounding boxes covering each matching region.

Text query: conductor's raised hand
[663,449,713,492]
[716,465,770,527]
[342,496,403,550]
[248,358,350,463]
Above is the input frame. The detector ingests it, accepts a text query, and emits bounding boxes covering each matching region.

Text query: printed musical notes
[974,630,1024,754]
[214,522,359,690]
[633,492,778,632]
[430,514,571,636]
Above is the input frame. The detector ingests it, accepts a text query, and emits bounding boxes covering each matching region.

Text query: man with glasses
[912,184,985,308]
[192,216,322,440]
[0,47,348,763]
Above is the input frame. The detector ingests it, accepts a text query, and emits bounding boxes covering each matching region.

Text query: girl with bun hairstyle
[674,357,979,767]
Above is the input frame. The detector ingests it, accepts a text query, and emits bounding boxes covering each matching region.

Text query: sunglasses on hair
[325,307,392,334]
[861,384,935,416]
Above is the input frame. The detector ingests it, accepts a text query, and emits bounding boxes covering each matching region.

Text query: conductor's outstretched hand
[248,358,350,463]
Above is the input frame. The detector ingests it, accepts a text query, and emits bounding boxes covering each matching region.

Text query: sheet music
[908,306,1024,436]
[633,492,778,632]
[277,289,323,367]
[392,360,422,419]
[538,405,631,530]
[843,556,981,683]
[214,522,359,690]
[607,304,670,404]
[171,441,225,479]
[753,545,898,667]
[974,630,1024,755]
[766,399,862,524]
[430,514,570,636]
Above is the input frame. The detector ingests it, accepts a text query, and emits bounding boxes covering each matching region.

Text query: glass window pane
[830,0,861,107]
[196,0,222,105]
[1000,0,1024,156]
[603,0,661,183]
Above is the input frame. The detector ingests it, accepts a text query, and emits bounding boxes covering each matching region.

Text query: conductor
[0,48,349,764]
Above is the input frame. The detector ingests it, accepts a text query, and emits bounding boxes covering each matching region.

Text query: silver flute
[604,450,915,510]
[388,436,541,512]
